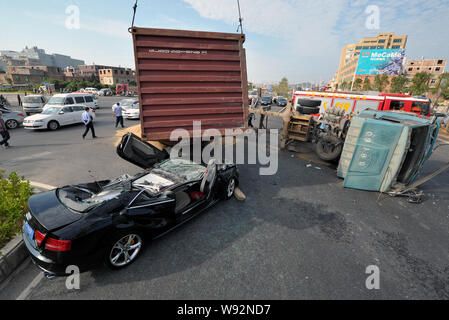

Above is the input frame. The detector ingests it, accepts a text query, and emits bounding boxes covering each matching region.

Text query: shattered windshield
[155,159,206,181]
[57,188,124,213]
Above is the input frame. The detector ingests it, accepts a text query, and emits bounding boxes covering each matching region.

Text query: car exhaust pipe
[44,272,56,280]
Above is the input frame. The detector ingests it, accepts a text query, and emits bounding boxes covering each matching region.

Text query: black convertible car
[22,133,239,277]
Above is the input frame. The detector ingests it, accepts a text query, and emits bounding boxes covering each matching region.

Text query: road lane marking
[15,181,55,300]
[16,273,45,300]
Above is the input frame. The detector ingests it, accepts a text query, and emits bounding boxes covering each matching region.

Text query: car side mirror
[119,208,128,216]
[59,111,64,114]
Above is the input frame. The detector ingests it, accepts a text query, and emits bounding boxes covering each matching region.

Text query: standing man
[82,107,97,139]
[0,111,10,148]
[17,94,22,107]
[112,102,124,128]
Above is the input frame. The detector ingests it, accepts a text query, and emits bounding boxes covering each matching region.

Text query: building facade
[405,58,446,88]
[1,46,84,69]
[99,67,136,85]
[334,33,408,89]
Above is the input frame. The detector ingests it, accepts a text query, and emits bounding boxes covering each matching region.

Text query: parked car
[85,88,99,95]
[123,103,140,120]
[277,97,288,107]
[99,88,113,96]
[0,109,25,129]
[261,96,273,106]
[114,98,139,111]
[23,105,95,131]
[43,93,99,110]
[23,94,47,115]
[22,133,239,277]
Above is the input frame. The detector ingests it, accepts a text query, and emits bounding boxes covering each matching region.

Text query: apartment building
[405,58,446,88]
[99,67,136,85]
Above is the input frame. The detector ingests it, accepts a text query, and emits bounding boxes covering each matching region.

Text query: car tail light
[45,238,72,252]
[35,231,71,251]
[35,230,45,246]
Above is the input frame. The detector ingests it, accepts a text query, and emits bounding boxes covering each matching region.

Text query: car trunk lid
[27,190,83,232]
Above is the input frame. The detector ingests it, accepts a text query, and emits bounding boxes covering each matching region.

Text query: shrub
[0,171,34,249]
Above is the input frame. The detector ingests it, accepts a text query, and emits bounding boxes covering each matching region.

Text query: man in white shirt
[82,107,97,139]
[112,102,124,128]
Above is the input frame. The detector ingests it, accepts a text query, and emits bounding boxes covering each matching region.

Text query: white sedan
[23,105,95,131]
[123,104,140,120]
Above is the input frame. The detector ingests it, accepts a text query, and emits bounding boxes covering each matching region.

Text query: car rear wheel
[221,177,236,200]
[105,231,144,270]
[47,120,59,131]
[5,119,18,129]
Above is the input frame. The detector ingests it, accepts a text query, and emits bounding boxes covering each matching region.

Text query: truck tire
[297,99,321,108]
[297,106,320,114]
[315,135,343,161]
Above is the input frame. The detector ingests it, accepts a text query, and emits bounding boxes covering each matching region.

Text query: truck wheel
[297,99,321,108]
[297,106,320,114]
[315,135,343,161]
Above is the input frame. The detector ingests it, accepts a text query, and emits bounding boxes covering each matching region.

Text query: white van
[43,93,99,110]
[23,94,47,115]
[85,87,99,95]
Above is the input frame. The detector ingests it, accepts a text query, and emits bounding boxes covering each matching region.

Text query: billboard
[356,49,406,75]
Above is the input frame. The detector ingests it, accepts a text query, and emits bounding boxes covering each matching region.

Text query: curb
[0,234,28,284]
[0,183,53,285]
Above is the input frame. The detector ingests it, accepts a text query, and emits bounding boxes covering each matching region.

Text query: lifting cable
[236,0,244,34]
[129,0,139,33]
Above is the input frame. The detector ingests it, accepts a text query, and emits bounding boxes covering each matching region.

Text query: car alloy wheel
[226,178,236,199]
[109,233,143,268]
[48,121,59,131]
[5,119,18,129]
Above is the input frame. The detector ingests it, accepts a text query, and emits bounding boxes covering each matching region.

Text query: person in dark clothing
[248,112,255,128]
[0,111,11,148]
[18,94,22,107]
[82,107,97,139]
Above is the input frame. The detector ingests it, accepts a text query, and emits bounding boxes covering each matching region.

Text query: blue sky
[1,0,448,84]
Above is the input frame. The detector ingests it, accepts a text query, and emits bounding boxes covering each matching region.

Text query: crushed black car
[22,133,239,276]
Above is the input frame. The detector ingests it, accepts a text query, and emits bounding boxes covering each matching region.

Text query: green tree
[410,72,431,95]
[431,72,449,102]
[362,78,372,91]
[374,74,389,92]
[390,76,409,93]
[353,78,363,91]
[274,77,289,96]
[340,81,348,90]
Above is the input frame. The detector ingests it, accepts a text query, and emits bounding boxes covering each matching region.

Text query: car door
[117,133,169,169]
[124,190,176,229]
[71,106,84,123]
[60,107,75,125]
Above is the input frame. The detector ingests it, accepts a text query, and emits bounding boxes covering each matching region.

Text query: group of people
[81,102,125,140]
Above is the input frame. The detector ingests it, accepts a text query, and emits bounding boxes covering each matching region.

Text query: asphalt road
[1,97,449,300]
